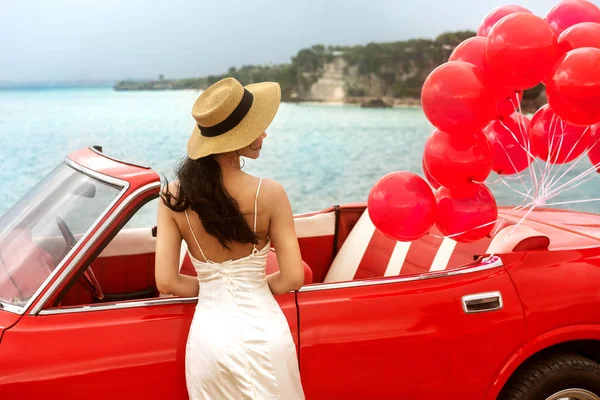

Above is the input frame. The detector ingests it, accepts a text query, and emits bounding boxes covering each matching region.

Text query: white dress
[183,178,305,400]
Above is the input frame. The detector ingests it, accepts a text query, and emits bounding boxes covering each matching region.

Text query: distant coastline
[0,81,115,90]
[112,30,544,112]
[113,78,203,92]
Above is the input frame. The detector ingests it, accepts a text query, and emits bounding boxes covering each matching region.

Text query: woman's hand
[155,193,199,298]
[264,180,305,295]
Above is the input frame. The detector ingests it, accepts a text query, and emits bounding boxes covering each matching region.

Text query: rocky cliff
[113,30,544,111]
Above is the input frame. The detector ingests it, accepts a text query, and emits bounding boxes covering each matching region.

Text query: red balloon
[486,13,558,90]
[546,47,600,126]
[495,90,524,120]
[424,129,492,188]
[529,104,591,164]
[368,172,436,242]
[589,123,600,171]
[546,0,600,37]
[421,61,496,135]
[477,4,532,37]
[449,36,512,98]
[435,184,498,243]
[557,22,600,57]
[449,36,487,68]
[422,157,441,189]
[484,112,533,174]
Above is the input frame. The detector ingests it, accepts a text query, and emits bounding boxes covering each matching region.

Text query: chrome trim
[0,301,25,313]
[2,162,130,316]
[64,156,129,188]
[461,291,503,314]
[88,146,151,170]
[29,181,160,315]
[298,255,504,292]
[39,296,198,315]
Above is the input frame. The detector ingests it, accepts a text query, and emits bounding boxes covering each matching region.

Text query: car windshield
[0,162,123,310]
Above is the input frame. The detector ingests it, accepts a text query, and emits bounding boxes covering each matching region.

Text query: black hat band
[198,89,254,138]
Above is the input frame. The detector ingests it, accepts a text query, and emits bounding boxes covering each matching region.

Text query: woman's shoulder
[255,177,284,194]
[256,178,290,206]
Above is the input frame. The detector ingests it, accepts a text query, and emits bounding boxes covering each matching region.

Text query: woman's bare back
[157,171,304,297]
[171,173,270,263]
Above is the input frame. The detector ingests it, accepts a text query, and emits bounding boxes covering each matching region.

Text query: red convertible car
[1,146,600,400]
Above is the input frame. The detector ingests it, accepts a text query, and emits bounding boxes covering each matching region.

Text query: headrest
[487,220,515,238]
[486,224,550,254]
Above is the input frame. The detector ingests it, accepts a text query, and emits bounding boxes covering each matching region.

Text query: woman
[155,77,306,399]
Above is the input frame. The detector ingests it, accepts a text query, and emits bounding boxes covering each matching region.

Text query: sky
[0,0,585,82]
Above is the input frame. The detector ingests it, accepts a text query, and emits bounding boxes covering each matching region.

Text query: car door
[296,258,526,399]
[0,294,298,399]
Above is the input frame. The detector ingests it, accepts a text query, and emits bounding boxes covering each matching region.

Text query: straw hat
[187,77,281,159]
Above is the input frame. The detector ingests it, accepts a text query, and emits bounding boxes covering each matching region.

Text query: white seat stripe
[429,237,457,272]
[294,212,336,238]
[384,241,411,276]
[323,210,376,283]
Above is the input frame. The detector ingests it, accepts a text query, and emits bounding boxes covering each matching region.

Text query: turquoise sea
[0,86,599,228]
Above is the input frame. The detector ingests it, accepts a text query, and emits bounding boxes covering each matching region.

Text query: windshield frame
[0,157,129,315]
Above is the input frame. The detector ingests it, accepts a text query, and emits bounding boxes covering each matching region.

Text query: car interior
[52,198,551,309]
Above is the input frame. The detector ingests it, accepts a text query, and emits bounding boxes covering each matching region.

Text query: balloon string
[544,157,600,199]
[544,130,566,196]
[498,177,535,199]
[544,134,600,197]
[488,201,537,258]
[543,125,591,195]
[490,196,533,238]
[498,119,537,163]
[537,119,552,197]
[485,174,529,184]
[429,218,499,240]
[539,114,561,197]
[514,97,538,190]
[432,96,599,244]
[542,120,568,193]
[515,98,541,195]
[496,117,537,195]
[496,118,532,194]
[545,169,598,202]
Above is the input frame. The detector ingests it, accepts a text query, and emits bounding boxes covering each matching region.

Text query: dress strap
[253,178,263,250]
[184,209,209,263]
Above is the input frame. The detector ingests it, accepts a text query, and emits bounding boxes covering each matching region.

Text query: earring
[232,151,245,169]
[230,153,245,169]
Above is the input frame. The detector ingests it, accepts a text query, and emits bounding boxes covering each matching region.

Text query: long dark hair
[161,155,259,249]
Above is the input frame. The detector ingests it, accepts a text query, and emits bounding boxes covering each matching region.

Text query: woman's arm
[265,180,305,295]
[155,197,199,298]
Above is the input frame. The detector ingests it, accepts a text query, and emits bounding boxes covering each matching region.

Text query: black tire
[499,352,600,400]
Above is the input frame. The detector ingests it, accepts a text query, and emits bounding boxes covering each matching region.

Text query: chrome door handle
[462,291,503,314]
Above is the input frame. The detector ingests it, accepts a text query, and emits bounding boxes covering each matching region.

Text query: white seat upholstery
[429,237,458,272]
[324,210,463,283]
[324,209,550,284]
[324,210,377,283]
[486,224,550,254]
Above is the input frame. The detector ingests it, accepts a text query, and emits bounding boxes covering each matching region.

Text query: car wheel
[499,353,600,400]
